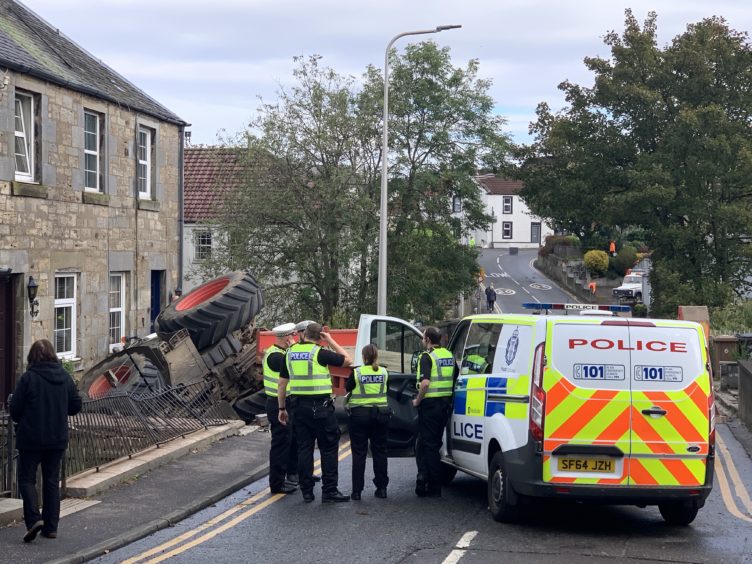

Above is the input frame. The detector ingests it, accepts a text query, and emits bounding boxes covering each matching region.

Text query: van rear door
[628,322,710,487]
[545,320,632,485]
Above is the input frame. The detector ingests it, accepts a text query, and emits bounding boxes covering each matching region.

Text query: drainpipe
[177,125,185,293]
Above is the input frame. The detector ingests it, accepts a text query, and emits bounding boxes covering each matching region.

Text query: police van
[355,305,715,525]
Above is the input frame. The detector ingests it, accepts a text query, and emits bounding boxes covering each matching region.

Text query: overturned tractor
[79,271,265,420]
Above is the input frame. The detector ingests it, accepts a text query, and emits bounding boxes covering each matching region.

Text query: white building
[469,175,553,249]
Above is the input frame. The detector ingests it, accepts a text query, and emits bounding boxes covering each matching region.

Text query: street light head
[436,24,462,32]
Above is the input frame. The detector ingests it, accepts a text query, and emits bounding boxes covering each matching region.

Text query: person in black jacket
[9,339,82,543]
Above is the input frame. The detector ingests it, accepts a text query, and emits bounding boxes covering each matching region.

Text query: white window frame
[54,274,77,359]
[502,221,513,240]
[84,110,102,192]
[109,273,125,352]
[14,92,35,183]
[502,196,513,214]
[194,230,212,262]
[452,196,462,214]
[137,126,152,199]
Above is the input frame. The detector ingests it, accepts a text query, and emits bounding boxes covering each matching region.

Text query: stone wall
[0,72,180,375]
[739,361,752,431]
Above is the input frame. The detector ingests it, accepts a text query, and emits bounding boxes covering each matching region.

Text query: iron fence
[1,380,232,497]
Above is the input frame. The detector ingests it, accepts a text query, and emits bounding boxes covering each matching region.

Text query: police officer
[346,344,389,500]
[412,326,455,497]
[278,322,351,503]
[263,323,298,494]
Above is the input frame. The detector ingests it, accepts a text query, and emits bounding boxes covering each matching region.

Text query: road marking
[124,441,352,564]
[522,287,531,295]
[530,283,551,291]
[717,433,752,516]
[715,445,752,524]
[442,530,478,564]
[495,288,516,296]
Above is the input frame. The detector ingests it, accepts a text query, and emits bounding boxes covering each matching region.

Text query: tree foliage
[519,10,752,316]
[199,47,509,326]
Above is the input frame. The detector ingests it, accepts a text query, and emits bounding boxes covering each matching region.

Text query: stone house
[465,175,553,249]
[0,0,187,401]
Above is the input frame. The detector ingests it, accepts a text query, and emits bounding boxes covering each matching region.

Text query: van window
[461,323,502,375]
[369,320,422,374]
[449,320,471,362]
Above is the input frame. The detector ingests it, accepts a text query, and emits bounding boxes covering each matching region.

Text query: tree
[519,11,752,315]
[362,42,510,320]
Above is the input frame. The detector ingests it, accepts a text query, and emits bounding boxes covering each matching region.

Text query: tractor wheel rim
[175,277,230,311]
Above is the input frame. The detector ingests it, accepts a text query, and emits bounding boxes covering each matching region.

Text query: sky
[20,0,752,146]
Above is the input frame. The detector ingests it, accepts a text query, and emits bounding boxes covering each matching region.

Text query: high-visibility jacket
[262,344,286,397]
[349,365,388,407]
[285,342,332,396]
[417,347,455,398]
[464,354,489,375]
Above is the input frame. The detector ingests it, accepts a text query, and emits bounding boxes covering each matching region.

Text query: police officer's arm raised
[277,331,352,425]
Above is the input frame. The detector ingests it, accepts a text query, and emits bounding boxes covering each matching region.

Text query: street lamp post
[376,24,462,316]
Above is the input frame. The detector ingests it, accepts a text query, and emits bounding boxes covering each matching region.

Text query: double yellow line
[123,441,352,564]
[715,433,752,524]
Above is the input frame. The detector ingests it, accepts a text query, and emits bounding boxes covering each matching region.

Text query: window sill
[12,181,48,199]
[82,191,110,206]
[138,199,160,212]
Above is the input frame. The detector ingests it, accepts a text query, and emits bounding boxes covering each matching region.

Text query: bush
[613,245,638,276]
[584,250,609,277]
[633,303,648,318]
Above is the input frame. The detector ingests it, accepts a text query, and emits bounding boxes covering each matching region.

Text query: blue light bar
[522,303,631,312]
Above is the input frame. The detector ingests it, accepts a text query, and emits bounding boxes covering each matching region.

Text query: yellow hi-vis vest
[349,366,388,407]
[285,342,332,396]
[262,344,285,397]
[417,347,455,398]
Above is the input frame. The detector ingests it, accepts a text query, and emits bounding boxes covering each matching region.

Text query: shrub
[633,303,648,318]
[539,234,582,258]
[584,250,609,277]
[613,245,638,276]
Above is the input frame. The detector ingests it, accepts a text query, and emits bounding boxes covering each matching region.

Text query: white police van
[355,304,714,525]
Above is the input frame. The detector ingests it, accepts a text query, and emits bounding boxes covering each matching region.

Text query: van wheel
[488,452,519,522]
[439,462,458,485]
[658,502,699,526]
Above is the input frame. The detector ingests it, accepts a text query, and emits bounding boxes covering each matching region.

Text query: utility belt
[347,405,392,417]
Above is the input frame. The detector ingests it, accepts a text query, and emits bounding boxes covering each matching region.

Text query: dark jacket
[485,286,496,301]
[9,361,83,450]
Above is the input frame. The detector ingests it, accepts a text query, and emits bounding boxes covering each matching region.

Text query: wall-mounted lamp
[27,275,39,318]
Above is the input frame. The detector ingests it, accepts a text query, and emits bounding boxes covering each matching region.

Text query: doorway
[531,222,541,244]
[150,270,165,331]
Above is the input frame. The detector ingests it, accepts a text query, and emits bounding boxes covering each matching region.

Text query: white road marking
[442,531,478,564]
[522,287,531,295]
[530,282,551,290]
[495,288,516,296]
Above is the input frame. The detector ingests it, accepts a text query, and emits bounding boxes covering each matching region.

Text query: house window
[54,274,77,358]
[14,91,37,182]
[194,230,212,261]
[109,273,125,351]
[452,196,462,214]
[502,222,513,239]
[137,126,152,199]
[502,196,513,214]
[84,111,104,191]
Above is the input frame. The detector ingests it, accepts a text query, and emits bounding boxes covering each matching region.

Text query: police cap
[272,323,296,337]
[295,320,315,333]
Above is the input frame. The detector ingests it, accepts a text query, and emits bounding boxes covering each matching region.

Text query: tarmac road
[477,248,574,314]
[98,424,752,564]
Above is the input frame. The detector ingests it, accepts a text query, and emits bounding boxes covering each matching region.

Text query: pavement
[0,422,271,564]
[0,391,752,564]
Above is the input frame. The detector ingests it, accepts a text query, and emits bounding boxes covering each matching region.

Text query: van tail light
[530,342,546,442]
[706,347,715,453]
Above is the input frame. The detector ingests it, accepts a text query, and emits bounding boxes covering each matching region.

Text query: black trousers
[266,396,298,490]
[348,407,389,492]
[416,397,452,492]
[294,398,340,495]
[18,448,65,533]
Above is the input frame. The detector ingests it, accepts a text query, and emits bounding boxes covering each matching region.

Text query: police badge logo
[505,328,519,365]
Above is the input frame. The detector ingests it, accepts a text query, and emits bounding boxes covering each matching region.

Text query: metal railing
[1,380,232,497]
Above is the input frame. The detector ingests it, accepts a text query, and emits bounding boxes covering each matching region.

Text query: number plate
[557,457,615,473]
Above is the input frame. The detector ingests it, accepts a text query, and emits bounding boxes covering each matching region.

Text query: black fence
[1,381,231,498]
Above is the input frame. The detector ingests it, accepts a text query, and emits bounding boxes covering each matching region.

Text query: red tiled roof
[184,147,245,222]
[474,175,524,196]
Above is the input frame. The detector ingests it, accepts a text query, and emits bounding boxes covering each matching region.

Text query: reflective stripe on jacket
[417,347,455,398]
[262,344,285,397]
[349,365,388,406]
[286,342,332,396]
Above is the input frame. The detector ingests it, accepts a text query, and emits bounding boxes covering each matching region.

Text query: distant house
[470,175,553,249]
[0,0,187,400]
[183,147,244,292]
